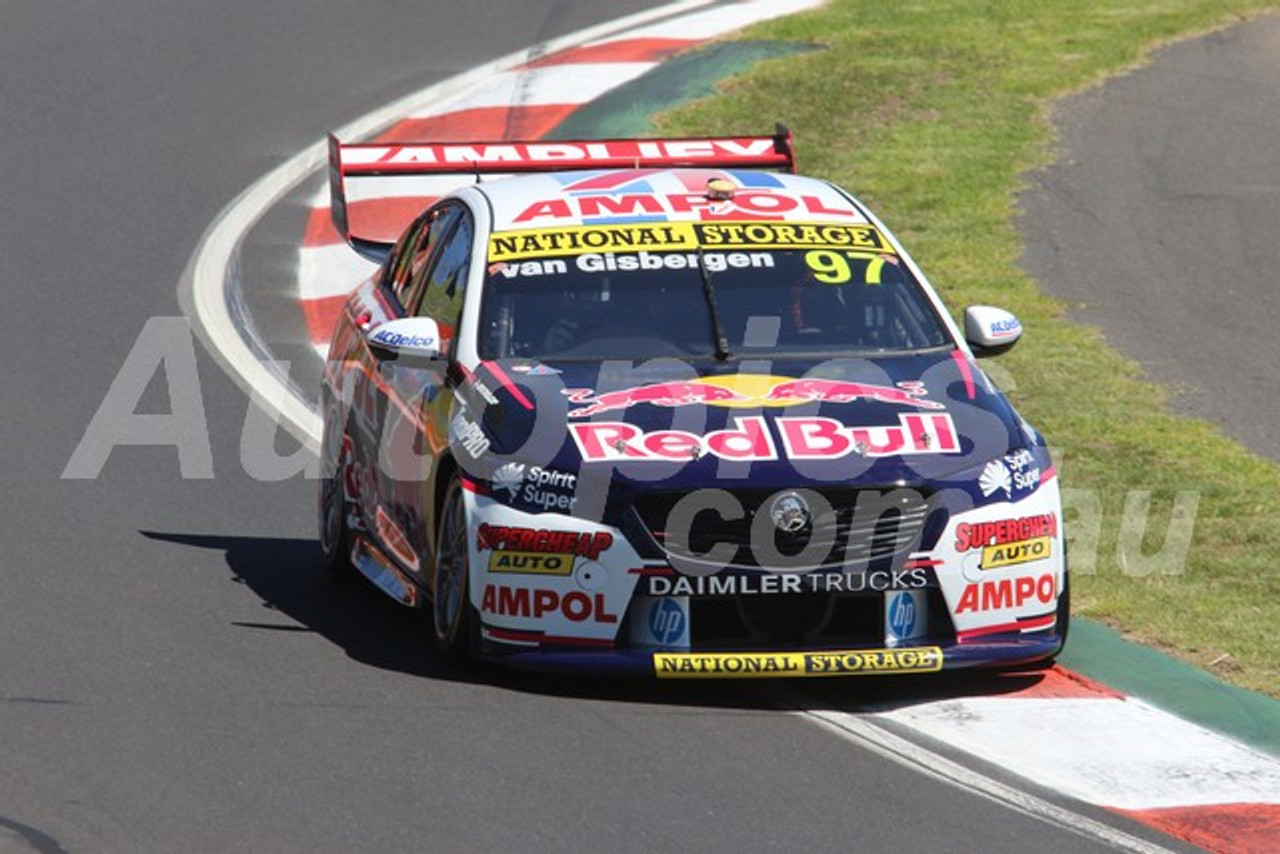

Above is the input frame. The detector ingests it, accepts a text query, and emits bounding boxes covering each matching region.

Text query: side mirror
[366,317,443,361]
[964,306,1022,355]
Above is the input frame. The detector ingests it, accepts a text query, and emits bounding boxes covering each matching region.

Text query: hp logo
[648,599,687,646]
[888,591,917,639]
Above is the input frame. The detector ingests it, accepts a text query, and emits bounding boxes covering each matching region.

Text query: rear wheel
[433,477,473,658]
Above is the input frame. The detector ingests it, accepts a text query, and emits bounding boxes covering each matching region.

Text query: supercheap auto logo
[476,524,612,576]
[476,524,612,559]
[955,513,1057,570]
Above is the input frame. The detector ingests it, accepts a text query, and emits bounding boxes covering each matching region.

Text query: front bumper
[473,629,1064,677]
[465,455,1067,679]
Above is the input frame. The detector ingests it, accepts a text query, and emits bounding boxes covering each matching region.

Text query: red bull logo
[570,413,960,463]
[564,375,944,418]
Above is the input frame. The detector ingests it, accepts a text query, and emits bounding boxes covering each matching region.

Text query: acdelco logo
[370,330,434,349]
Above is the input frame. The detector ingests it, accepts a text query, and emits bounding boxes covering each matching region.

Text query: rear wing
[327,125,795,262]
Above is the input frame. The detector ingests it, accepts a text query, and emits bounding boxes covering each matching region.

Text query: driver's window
[407,211,474,355]
[383,205,461,308]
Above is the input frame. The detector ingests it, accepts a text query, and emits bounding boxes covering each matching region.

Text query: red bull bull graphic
[563,375,945,418]
[764,378,944,409]
[565,382,750,418]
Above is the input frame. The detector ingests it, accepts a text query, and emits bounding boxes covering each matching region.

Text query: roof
[474,169,870,232]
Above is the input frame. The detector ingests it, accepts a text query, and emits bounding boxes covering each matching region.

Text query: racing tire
[1006,568,1070,673]
[1055,566,1071,650]
[433,476,475,659]
[319,407,356,581]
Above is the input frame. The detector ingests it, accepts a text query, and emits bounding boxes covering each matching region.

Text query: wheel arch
[427,451,461,597]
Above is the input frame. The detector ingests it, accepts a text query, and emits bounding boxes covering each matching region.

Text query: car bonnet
[470,350,1032,499]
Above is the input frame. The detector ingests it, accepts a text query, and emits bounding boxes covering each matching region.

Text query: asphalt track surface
[0,3,1226,853]
[1020,14,1280,462]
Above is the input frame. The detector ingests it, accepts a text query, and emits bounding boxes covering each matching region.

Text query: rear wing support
[327,125,795,261]
[327,133,398,263]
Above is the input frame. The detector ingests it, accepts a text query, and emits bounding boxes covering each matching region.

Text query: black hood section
[473,351,1030,500]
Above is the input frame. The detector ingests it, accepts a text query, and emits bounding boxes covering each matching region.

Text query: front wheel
[433,477,474,658]
[1007,568,1070,673]
[1055,566,1071,649]
[319,410,355,580]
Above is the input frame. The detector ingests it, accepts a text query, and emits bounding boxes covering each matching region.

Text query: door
[347,202,465,574]
[364,204,474,577]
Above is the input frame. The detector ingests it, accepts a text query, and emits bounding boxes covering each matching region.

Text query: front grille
[683,587,955,649]
[736,593,836,644]
[633,487,933,572]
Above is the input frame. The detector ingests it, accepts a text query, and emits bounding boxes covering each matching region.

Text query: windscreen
[478,221,951,360]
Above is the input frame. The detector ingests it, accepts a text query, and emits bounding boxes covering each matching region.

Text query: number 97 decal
[804,250,890,286]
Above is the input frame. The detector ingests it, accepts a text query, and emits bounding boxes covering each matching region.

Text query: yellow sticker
[487,550,574,575]
[695,221,890,252]
[804,249,889,285]
[653,647,943,678]
[487,221,894,262]
[981,536,1052,570]
[489,223,698,261]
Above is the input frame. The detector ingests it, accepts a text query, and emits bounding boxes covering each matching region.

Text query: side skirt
[351,534,421,607]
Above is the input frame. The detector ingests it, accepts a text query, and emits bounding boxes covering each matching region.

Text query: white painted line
[589,0,823,41]
[880,696,1280,811]
[419,62,658,111]
[179,147,330,449]
[795,704,1180,854]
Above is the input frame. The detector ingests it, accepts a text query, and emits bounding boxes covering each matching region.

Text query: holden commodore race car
[318,127,1067,678]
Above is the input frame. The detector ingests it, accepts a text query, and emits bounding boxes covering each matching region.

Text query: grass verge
[657,0,1280,696]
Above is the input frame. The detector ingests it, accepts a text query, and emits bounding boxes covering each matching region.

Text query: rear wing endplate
[327,125,795,262]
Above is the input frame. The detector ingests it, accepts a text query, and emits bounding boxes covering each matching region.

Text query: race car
[318,127,1067,678]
